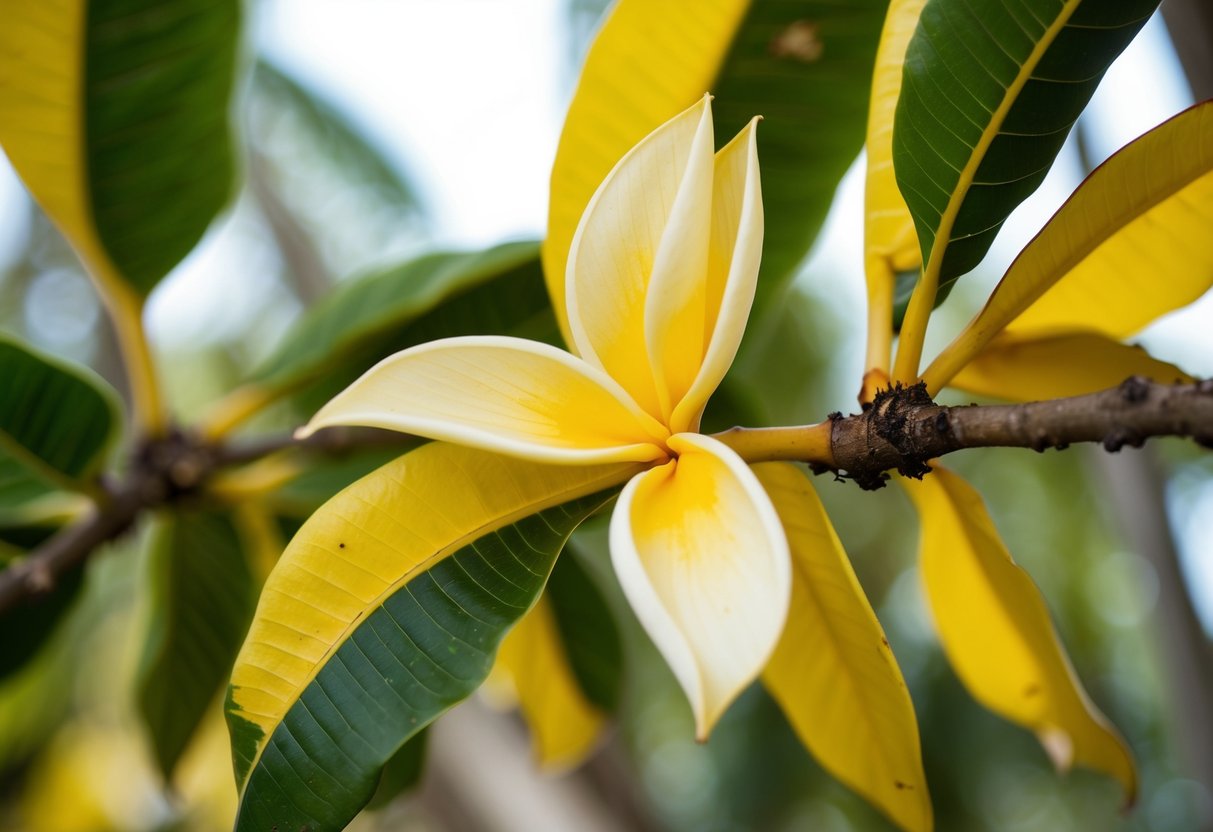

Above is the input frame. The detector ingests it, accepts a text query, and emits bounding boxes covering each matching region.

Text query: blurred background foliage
[0,0,1211,830]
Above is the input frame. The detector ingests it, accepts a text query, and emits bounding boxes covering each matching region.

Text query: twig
[2,378,1212,613]
[717,377,1213,489]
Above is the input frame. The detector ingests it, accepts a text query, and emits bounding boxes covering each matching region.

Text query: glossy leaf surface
[227,442,636,830]
[924,101,1213,391]
[894,0,1157,302]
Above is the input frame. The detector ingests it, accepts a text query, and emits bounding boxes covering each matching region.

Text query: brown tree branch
[2,378,1211,614]
[719,377,1213,488]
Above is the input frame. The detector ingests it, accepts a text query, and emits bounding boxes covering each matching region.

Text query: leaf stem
[861,257,895,403]
[890,259,937,384]
[198,384,279,440]
[108,289,168,437]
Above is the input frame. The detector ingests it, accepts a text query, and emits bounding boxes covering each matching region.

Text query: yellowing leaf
[227,442,640,792]
[924,102,1213,393]
[903,468,1135,802]
[863,0,927,276]
[949,331,1193,402]
[544,0,751,343]
[0,0,238,300]
[491,596,606,771]
[757,462,931,832]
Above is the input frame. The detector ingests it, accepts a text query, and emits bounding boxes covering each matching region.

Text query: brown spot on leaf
[769,20,823,63]
[894,780,914,790]
[1023,683,1041,698]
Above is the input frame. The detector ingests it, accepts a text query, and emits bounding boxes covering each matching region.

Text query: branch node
[1119,376,1151,404]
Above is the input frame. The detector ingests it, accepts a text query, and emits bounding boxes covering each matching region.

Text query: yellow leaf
[491,596,606,771]
[903,468,1135,803]
[757,462,931,832]
[924,102,1213,393]
[949,331,1193,403]
[544,0,752,344]
[0,0,100,280]
[863,0,927,276]
[227,442,640,787]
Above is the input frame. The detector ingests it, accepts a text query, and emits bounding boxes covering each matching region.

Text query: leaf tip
[1037,727,1074,773]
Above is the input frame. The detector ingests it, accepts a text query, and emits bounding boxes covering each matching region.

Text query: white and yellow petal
[670,116,764,434]
[609,433,790,738]
[300,336,669,465]
[567,95,716,420]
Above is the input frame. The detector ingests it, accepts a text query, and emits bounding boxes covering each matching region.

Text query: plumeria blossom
[300,95,790,738]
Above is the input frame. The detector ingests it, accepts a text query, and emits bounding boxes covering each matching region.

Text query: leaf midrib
[234,463,637,796]
[895,0,1083,381]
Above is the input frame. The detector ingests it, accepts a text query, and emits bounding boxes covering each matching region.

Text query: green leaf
[137,510,257,777]
[366,731,428,811]
[0,334,121,491]
[252,242,555,403]
[0,452,89,539]
[0,566,85,682]
[230,493,613,831]
[0,0,241,298]
[924,101,1213,391]
[712,0,888,298]
[893,0,1157,300]
[546,547,623,714]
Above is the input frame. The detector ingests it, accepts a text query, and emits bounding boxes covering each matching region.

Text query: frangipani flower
[300,95,789,737]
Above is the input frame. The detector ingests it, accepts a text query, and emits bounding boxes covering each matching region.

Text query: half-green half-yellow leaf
[757,462,931,832]
[902,468,1135,803]
[0,0,240,300]
[226,442,638,831]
